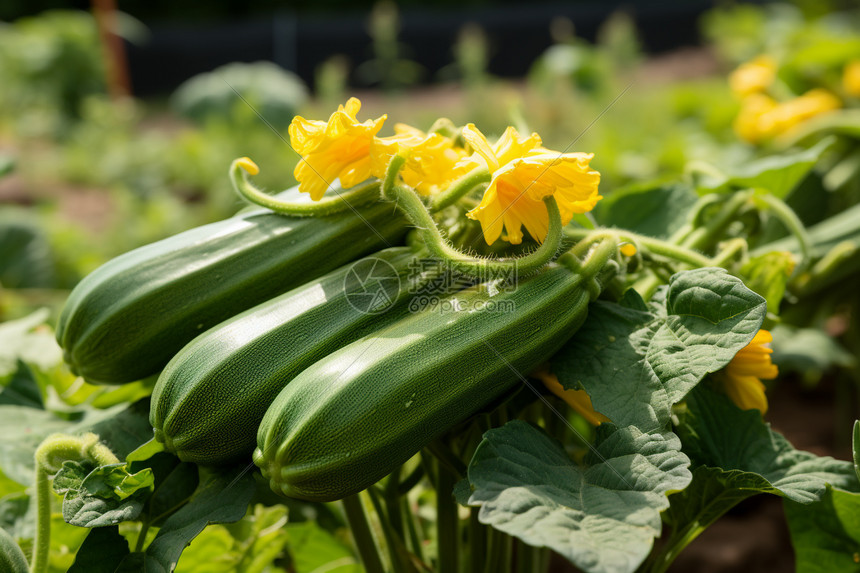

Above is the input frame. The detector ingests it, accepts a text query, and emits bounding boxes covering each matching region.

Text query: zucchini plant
[3,88,860,573]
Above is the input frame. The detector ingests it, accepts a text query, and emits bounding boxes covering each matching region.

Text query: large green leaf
[134,466,256,572]
[784,487,860,573]
[552,268,766,432]
[592,181,699,239]
[699,137,833,198]
[657,387,856,571]
[67,526,131,573]
[678,386,856,503]
[462,420,691,573]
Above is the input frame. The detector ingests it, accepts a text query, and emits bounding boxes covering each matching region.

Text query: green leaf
[88,399,156,460]
[463,420,691,573]
[0,361,44,409]
[771,324,855,379]
[0,309,61,383]
[592,181,699,239]
[739,251,795,314]
[780,109,860,146]
[679,386,857,503]
[785,487,860,573]
[140,466,256,572]
[552,268,767,431]
[700,137,834,199]
[283,521,361,573]
[137,456,198,528]
[53,460,96,495]
[67,526,131,573]
[62,463,154,527]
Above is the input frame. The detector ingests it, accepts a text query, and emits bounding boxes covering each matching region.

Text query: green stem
[397,464,425,496]
[342,494,385,573]
[31,433,120,573]
[429,168,491,212]
[755,193,812,275]
[367,487,408,573]
[384,466,405,540]
[667,194,723,244]
[229,158,381,217]
[384,154,562,279]
[709,238,747,268]
[468,508,486,573]
[403,496,425,562]
[564,229,712,268]
[437,465,459,573]
[31,467,51,573]
[134,521,150,553]
[680,190,752,251]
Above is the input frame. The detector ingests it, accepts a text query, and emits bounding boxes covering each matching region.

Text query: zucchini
[151,247,443,465]
[56,182,405,384]
[254,262,595,501]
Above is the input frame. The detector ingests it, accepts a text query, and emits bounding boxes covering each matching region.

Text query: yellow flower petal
[467,150,601,244]
[729,55,777,98]
[370,125,471,196]
[845,60,860,97]
[287,98,386,200]
[718,329,778,414]
[535,370,610,426]
[734,89,841,143]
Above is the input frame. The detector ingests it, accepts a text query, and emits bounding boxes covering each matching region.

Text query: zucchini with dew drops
[254,242,615,501]
[56,181,405,384]
[151,246,448,465]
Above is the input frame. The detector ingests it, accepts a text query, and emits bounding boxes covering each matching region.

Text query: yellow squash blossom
[730,55,777,98]
[288,97,386,201]
[735,89,841,143]
[535,370,610,426]
[844,60,860,97]
[718,329,778,414]
[462,124,602,245]
[370,123,471,196]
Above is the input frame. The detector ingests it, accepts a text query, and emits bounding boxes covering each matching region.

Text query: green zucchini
[56,181,405,384]
[0,528,28,573]
[254,262,595,501]
[151,247,443,465]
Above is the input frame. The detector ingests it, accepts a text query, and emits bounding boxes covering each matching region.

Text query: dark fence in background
[125,1,722,96]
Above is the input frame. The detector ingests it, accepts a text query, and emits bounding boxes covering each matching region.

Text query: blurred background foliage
[0,0,857,319]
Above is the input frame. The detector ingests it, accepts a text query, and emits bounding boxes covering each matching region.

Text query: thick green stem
[31,433,120,573]
[468,508,487,573]
[403,496,425,562]
[135,521,150,553]
[342,494,385,573]
[229,158,380,217]
[564,229,712,268]
[667,194,724,244]
[31,467,51,573]
[680,190,752,251]
[384,466,404,540]
[429,168,491,212]
[709,238,748,268]
[367,487,408,573]
[437,465,459,573]
[755,193,812,275]
[385,155,562,279]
